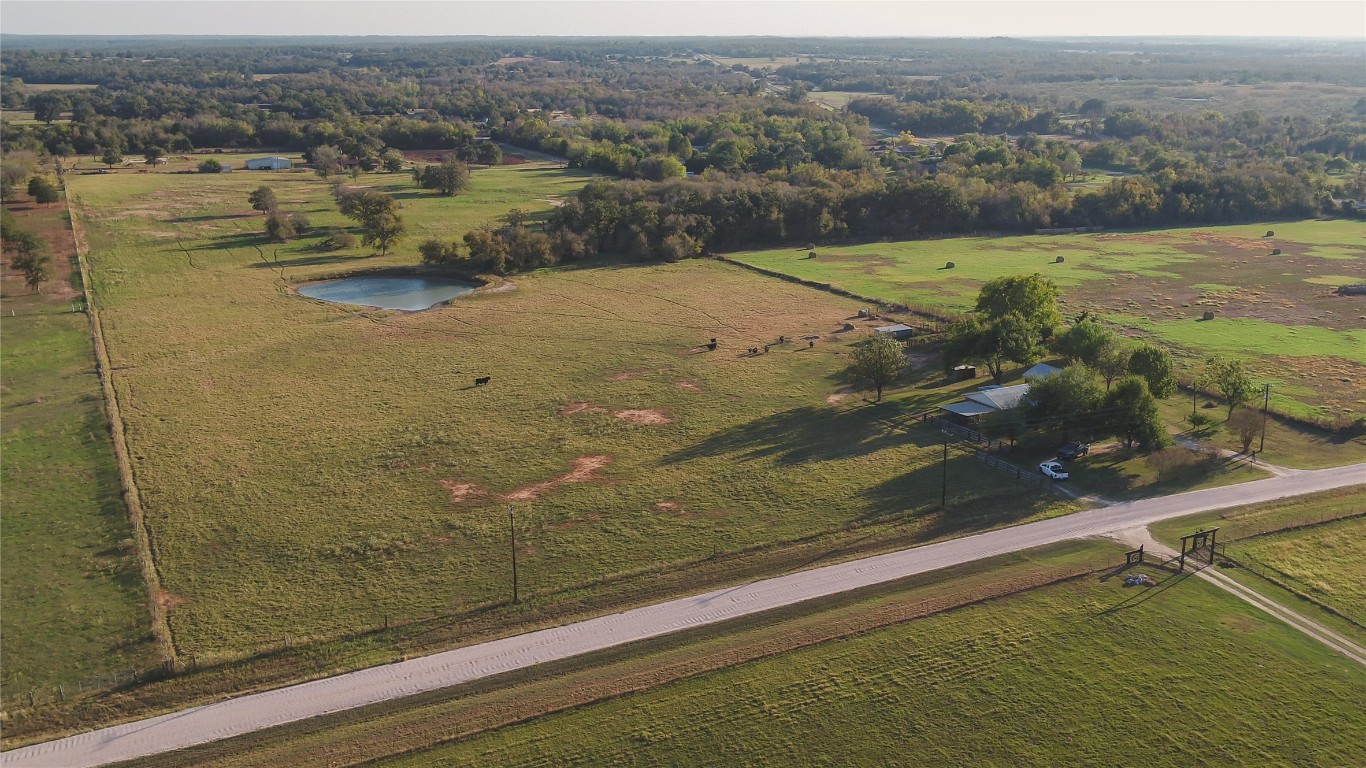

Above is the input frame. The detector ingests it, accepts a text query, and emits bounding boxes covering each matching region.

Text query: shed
[246,156,292,171]
[873,323,915,340]
[1023,362,1062,381]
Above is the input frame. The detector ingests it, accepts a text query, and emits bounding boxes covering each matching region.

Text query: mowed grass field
[66,164,1075,663]
[375,564,1366,768]
[1230,517,1366,624]
[729,220,1366,423]
[1,198,158,695]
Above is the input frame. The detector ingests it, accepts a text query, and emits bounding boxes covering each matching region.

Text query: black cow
[475,376,491,386]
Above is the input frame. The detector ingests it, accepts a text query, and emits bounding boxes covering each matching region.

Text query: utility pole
[508,505,519,604]
[1258,383,1271,454]
[940,433,948,508]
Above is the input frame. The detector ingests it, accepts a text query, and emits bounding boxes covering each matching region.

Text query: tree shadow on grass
[663,402,919,467]
[245,252,380,270]
[856,454,1059,539]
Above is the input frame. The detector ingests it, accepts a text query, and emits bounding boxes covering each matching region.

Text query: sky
[1,0,1363,39]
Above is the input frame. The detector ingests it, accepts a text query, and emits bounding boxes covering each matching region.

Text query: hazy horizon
[2,1,1363,40]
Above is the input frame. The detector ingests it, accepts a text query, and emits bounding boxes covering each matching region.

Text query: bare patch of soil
[156,590,188,612]
[676,380,703,392]
[607,370,648,382]
[558,401,606,416]
[437,480,483,504]
[826,388,857,405]
[654,501,681,511]
[614,409,672,425]
[502,455,613,501]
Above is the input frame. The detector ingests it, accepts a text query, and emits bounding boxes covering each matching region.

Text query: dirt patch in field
[502,154,529,165]
[502,455,613,501]
[607,370,648,381]
[614,409,672,425]
[437,480,483,503]
[654,501,681,512]
[676,380,703,392]
[826,388,857,405]
[156,590,188,612]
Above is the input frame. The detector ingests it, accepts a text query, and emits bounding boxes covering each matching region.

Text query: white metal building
[245,156,292,170]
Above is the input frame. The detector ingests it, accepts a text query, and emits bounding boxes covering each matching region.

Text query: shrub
[1186,411,1218,431]
[197,159,223,173]
[320,229,357,250]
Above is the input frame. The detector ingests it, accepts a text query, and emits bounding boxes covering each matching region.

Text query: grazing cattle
[475,376,491,386]
[706,342,717,351]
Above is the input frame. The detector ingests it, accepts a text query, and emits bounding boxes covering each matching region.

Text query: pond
[297,276,478,311]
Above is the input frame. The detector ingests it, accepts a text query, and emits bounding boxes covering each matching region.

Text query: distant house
[873,323,915,340]
[245,156,292,171]
[1022,362,1062,381]
[939,383,1031,420]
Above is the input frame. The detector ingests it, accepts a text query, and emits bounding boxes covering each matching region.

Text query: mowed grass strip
[1,199,158,696]
[107,541,1121,768]
[68,166,1073,663]
[373,558,1366,768]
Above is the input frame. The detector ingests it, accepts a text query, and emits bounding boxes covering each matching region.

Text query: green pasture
[729,220,1366,421]
[1,209,157,695]
[67,164,1076,662]
[377,567,1366,767]
[1230,517,1366,624]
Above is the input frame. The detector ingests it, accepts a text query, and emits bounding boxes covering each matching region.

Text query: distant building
[873,323,916,340]
[245,156,292,171]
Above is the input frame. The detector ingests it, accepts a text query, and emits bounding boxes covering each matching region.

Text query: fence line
[973,450,1047,489]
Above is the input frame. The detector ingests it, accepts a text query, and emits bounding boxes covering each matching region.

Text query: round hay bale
[1055,255,1065,263]
[1265,230,1275,237]
[945,261,955,269]
[1271,248,1281,255]
[1201,310,1216,321]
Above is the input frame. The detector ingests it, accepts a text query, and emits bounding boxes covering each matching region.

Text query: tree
[1054,317,1114,366]
[1026,364,1104,440]
[1227,408,1262,453]
[847,334,907,401]
[358,209,404,255]
[30,92,70,124]
[248,186,278,214]
[198,158,223,174]
[1128,344,1177,399]
[419,238,464,265]
[143,146,165,166]
[264,211,296,242]
[417,157,470,195]
[1103,376,1167,450]
[473,142,503,166]
[100,145,124,170]
[975,274,1062,338]
[8,230,51,293]
[310,145,346,178]
[381,150,406,174]
[1199,357,1255,419]
[943,313,1041,385]
[1094,340,1131,391]
[27,176,60,205]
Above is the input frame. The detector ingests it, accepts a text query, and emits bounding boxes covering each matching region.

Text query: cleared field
[729,220,1366,423]
[66,164,1074,664]
[375,559,1366,767]
[1229,517,1366,624]
[0,198,158,696]
[806,90,892,110]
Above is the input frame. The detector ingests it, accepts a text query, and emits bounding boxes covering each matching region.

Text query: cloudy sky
[2,0,1362,38]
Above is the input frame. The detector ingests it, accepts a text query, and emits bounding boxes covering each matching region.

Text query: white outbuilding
[245,156,292,170]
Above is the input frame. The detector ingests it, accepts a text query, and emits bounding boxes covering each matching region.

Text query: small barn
[939,383,1031,422]
[245,156,292,171]
[873,323,915,340]
[1022,362,1062,381]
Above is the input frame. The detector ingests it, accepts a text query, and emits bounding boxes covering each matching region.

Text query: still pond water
[297,276,477,311]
